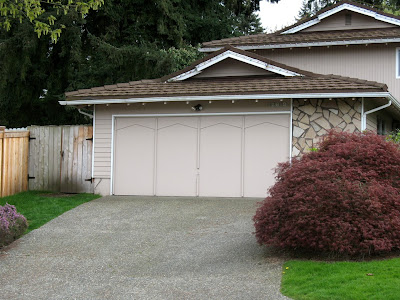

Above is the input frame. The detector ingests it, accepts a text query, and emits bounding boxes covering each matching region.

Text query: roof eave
[200,37,400,52]
[60,91,393,106]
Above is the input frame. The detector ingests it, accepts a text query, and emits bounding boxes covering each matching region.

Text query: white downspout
[78,108,94,119]
[361,98,392,131]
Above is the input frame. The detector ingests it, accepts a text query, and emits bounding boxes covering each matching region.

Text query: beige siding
[302,11,396,32]
[93,100,291,179]
[256,44,400,101]
[194,58,275,78]
[365,109,394,133]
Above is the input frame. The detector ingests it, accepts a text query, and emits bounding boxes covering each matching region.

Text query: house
[60,0,400,198]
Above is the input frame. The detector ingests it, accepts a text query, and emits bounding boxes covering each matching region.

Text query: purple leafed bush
[253,130,400,257]
[0,204,28,248]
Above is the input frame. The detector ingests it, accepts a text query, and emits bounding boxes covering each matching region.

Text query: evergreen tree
[298,0,400,19]
[0,0,274,127]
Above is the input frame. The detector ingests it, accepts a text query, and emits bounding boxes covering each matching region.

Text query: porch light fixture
[186,101,189,104]
[209,100,212,104]
[106,104,109,106]
[142,102,145,106]
[232,100,235,103]
[164,102,167,104]
[191,104,203,111]
[127,103,130,106]
[255,100,259,103]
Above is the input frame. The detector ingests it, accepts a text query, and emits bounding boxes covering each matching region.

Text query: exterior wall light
[191,104,203,111]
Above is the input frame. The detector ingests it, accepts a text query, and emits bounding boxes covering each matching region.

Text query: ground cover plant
[0,191,100,236]
[0,203,28,247]
[281,258,400,300]
[254,130,400,257]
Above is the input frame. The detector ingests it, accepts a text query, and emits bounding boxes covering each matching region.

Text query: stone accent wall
[292,98,362,156]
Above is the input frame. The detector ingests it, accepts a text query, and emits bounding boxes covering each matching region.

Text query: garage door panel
[245,114,290,128]
[158,117,197,130]
[243,116,290,197]
[113,114,290,198]
[156,122,197,196]
[199,119,242,197]
[114,119,155,195]
[200,116,242,129]
[116,117,156,131]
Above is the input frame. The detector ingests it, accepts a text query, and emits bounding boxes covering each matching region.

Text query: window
[345,14,352,25]
[397,48,400,79]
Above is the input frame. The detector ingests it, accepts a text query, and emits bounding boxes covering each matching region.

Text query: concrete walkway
[0,196,289,300]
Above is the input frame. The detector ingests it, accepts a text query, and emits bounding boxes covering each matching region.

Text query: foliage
[0,0,272,127]
[0,191,100,234]
[0,203,28,247]
[253,130,400,257]
[0,0,103,42]
[386,129,400,144]
[298,0,400,18]
[281,259,400,299]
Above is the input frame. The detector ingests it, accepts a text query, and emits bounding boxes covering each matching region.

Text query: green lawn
[281,258,400,300]
[0,191,101,233]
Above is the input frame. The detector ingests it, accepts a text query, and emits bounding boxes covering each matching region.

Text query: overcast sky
[258,0,304,32]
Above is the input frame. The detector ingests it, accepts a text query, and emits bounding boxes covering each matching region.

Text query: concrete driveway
[0,196,288,299]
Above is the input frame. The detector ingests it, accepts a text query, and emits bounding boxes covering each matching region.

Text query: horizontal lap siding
[257,44,400,102]
[302,11,396,32]
[93,115,112,178]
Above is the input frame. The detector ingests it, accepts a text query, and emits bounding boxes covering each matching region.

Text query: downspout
[78,109,94,119]
[361,98,392,131]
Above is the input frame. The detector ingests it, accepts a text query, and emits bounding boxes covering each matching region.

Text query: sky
[258,0,304,32]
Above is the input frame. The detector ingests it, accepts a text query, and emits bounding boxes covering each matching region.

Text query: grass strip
[0,191,100,233]
[281,258,400,300]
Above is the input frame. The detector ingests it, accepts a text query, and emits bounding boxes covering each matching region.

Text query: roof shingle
[65,75,387,101]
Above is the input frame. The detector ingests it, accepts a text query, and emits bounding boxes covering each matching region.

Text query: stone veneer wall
[292,98,362,156]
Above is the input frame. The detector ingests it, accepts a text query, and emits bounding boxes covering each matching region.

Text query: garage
[112,114,290,197]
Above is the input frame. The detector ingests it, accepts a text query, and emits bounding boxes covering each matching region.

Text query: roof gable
[281,1,400,34]
[164,46,304,82]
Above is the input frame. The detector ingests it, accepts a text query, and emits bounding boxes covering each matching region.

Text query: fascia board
[168,50,300,81]
[199,38,400,53]
[282,3,400,34]
[60,92,392,106]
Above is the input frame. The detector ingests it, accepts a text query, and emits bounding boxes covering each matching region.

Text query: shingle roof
[201,27,400,49]
[201,0,400,50]
[65,75,387,101]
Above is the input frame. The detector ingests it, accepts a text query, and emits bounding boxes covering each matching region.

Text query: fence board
[28,125,93,194]
[0,127,4,196]
[0,125,93,196]
[0,130,29,197]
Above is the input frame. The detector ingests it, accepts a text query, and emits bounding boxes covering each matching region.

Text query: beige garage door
[113,114,289,197]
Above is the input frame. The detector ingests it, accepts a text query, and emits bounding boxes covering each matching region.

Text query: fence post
[0,126,4,197]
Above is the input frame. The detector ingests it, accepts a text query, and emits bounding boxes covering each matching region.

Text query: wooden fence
[28,125,93,193]
[0,127,30,197]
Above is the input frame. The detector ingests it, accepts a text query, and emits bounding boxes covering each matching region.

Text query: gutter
[199,38,400,52]
[361,93,397,130]
[60,92,393,106]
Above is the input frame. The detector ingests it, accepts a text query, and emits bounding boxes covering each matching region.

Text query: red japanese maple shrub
[253,130,400,256]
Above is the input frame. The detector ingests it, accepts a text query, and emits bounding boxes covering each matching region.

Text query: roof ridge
[274,0,400,35]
